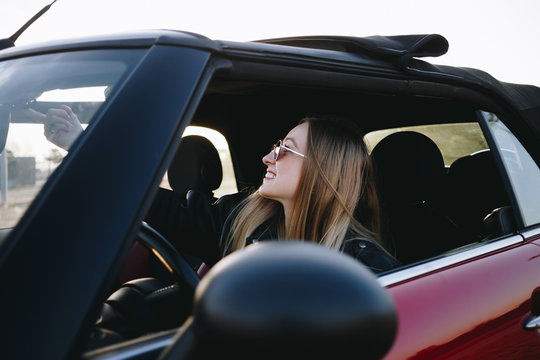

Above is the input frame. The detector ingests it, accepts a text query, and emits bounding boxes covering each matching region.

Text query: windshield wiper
[0,0,57,50]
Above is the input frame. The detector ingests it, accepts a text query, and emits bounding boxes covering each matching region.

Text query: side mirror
[161,241,397,359]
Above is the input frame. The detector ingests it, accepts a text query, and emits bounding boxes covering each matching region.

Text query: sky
[2,0,540,88]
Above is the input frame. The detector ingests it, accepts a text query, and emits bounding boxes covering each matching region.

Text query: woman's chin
[258,184,273,199]
[258,186,268,198]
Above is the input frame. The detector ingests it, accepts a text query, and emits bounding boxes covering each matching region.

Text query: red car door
[381,233,540,359]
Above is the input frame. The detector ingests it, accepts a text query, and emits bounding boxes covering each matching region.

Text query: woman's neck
[282,202,291,234]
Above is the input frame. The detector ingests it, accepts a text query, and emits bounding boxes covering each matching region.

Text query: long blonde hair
[225,115,380,254]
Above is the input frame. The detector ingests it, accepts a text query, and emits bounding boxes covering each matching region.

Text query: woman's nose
[262,150,274,165]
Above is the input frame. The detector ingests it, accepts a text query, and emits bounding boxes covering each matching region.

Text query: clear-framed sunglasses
[271,140,306,161]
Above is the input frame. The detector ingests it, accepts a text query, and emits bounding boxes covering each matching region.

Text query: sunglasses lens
[272,141,282,161]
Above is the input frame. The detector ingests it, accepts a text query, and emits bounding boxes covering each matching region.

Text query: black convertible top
[260,34,540,159]
[261,34,540,113]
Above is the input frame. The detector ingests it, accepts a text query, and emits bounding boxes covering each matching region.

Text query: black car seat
[120,135,223,283]
[162,134,223,270]
[371,131,462,264]
[444,150,513,241]
[167,135,223,201]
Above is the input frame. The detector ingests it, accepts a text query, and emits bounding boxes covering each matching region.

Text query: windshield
[0,49,144,228]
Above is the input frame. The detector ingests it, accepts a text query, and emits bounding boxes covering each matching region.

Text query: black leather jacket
[145,188,399,274]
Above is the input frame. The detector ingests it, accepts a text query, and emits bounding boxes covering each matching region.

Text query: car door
[380,112,540,359]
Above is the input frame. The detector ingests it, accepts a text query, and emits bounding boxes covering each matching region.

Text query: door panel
[382,237,540,359]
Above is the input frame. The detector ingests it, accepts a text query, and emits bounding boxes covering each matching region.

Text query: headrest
[167,135,223,198]
[371,131,445,201]
[446,150,507,222]
[448,150,494,184]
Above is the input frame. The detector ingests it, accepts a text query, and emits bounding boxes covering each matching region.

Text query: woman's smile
[264,170,276,180]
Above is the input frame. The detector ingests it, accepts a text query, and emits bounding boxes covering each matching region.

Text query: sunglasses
[272,140,306,161]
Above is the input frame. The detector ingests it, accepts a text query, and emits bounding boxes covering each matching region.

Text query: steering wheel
[92,223,200,343]
[136,222,200,295]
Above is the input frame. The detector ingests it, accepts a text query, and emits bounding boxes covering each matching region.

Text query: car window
[0,49,145,229]
[365,118,518,270]
[482,111,540,227]
[364,123,488,166]
[160,126,238,197]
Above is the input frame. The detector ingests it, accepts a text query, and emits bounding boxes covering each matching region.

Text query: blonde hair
[225,115,380,254]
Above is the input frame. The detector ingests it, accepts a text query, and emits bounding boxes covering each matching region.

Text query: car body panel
[384,234,540,359]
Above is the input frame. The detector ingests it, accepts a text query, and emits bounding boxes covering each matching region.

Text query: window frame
[480,111,540,228]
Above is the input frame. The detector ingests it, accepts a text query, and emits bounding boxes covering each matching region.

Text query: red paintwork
[383,238,540,359]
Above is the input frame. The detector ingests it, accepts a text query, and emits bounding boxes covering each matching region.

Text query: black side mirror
[160,241,397,359]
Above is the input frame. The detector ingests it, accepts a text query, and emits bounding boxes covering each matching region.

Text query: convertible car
[0,29,540,359]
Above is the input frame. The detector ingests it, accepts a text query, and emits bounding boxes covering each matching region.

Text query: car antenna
[0,0,57,50]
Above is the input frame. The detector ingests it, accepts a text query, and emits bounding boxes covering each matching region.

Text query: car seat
[167,135,224,277]
[120,135,223,283]
[167,135,223,201]
[371,131,463,264]
[444,150,513,241]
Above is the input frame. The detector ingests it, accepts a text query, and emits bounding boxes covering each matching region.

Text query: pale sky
[2,0,540,87]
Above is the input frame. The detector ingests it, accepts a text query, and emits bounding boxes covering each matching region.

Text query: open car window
[361,117,515,271]
[183,68,528,274]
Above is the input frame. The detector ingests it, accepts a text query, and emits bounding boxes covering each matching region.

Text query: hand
[24,105,83,150]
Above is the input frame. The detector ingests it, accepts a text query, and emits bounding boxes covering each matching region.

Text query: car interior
[183,71,516,256]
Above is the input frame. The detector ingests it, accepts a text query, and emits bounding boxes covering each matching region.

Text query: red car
[1,25,539,360]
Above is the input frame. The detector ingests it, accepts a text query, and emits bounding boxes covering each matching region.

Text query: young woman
[147,115,399,274]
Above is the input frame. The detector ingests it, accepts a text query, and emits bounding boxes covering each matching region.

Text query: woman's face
[259,122,309,210]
